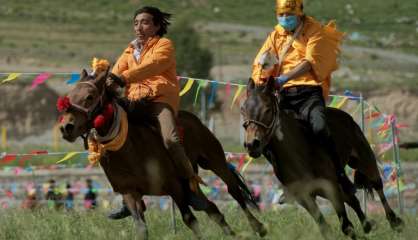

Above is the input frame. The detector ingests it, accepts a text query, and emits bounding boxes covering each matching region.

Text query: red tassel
[93,115,106,129]
[57,96,71,112]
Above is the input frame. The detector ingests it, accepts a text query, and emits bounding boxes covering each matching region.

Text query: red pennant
[1,154,17,164]
[18,155,33,166]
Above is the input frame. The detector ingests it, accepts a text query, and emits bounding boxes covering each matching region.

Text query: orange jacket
[252,16,344,99]
[112,36,180,113]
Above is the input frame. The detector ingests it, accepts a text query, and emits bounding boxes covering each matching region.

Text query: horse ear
[80,69,88,80]
[95,67,110,83]
[263,76,275,94]
[247,78,255,91]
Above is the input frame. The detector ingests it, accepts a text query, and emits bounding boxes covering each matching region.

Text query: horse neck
[95,92,118,138]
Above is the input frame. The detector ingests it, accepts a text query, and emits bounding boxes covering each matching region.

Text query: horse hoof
[222,226,235,236]
[390,217,404,232]
[343,226,356,239]
[257,224,268,238]
[362,219,376,234]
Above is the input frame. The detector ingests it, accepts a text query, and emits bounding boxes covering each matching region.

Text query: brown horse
[59,69,266,239]
[241,78,403,239]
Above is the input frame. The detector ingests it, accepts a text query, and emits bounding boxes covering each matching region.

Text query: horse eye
[86,95,94,102]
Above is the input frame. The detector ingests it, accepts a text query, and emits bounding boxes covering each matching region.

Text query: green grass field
[0,206,417,240]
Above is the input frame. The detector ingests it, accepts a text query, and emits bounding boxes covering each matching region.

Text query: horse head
[241,77,278,158]
[58,68,110,142]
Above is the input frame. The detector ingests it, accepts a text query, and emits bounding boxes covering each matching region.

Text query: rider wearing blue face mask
[252,0,355,202]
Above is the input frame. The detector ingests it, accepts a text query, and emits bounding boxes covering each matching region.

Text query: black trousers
[279,86,344,175]
[279,86,330,139]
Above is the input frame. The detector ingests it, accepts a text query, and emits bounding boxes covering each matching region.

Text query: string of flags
[0,72,406,173]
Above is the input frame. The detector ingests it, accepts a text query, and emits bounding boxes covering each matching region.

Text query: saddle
[116,97,185,144]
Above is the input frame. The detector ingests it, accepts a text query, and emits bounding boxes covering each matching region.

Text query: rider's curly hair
[133,6,171,37]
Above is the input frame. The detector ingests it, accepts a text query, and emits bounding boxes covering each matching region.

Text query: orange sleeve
[112,50,130,76]
[251,32,279,86]
[122,39,175,83]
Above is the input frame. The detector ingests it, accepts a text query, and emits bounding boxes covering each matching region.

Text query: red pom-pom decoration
[57,96,71,112]
[93,115,106,129]
[103,103,114,118]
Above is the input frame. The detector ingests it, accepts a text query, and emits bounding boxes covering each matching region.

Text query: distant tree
[169,15,213,79]
[168,15,216,115]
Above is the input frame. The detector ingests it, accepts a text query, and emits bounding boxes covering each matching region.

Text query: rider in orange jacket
[108,6,206,219]
[252,0,355,202]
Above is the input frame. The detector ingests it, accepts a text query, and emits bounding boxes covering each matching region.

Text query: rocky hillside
[0,81,59,140]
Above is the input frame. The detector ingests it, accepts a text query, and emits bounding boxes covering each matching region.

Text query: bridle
[66,80,107,149]
[243,92,280,144]
[69,81,106,122]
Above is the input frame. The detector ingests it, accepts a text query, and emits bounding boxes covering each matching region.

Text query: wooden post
[391,119,404,215]
[171,197,177,234]
[359,95,367,215]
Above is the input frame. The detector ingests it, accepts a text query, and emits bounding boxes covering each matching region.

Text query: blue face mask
[277,15,298,31]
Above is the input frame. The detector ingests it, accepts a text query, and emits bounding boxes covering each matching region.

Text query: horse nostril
[64,124,75,134]
[252,139,260,149]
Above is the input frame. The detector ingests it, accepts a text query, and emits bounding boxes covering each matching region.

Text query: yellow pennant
[1,73,22,84]
[179,78,195,96]
[230,85,245,109]
[1,127,7,149]
[56,152,79,164]
[335,97,348,109]
[241,156,254,173]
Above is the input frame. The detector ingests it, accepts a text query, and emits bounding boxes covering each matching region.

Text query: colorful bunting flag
[230,85,245,109]
[28,72,52,90]
[56,152,79,164]
[66,73,81,85]
[1,73,21,84]
[179,78,194,96]
[208,81,218,106]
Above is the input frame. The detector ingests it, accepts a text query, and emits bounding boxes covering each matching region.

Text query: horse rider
[106,6,206,219]
[251,0,355,201]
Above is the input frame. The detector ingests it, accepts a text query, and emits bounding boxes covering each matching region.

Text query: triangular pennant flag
[56,152,79,164]
[241,156,254,173]
[1,154,17,164]
[225,81,231,98]
[28,72,52,90]
[18,155,33,167]
[66,73,81,85]
[1,73,22,84]
[335,96,348,109]
[193,80,208,106]
[208,81,218,106]
[230,85,245,109]
[179,78,194,96]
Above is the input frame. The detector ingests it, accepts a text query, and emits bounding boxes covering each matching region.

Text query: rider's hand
[274,75,290,86]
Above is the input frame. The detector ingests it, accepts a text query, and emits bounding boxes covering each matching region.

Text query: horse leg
[343,192,374,234]
[196,188,235,236]
[327,188,356,239]
[354,168,404,231]
[204,157,266,237]
[297,195,332,240]
[123,192,148,240]
[376,187,404,231]
[169,182,202,239]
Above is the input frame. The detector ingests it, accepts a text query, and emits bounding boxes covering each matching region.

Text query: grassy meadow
[0,206,417,240]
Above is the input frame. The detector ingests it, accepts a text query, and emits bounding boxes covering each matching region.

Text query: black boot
[107,203,131,220]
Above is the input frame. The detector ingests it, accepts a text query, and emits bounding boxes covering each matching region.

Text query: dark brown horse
[59,69,266,239]
[241,78,403,239]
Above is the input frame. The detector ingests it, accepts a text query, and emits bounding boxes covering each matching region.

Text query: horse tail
[353,170,376,199]
[227,162,260,210]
